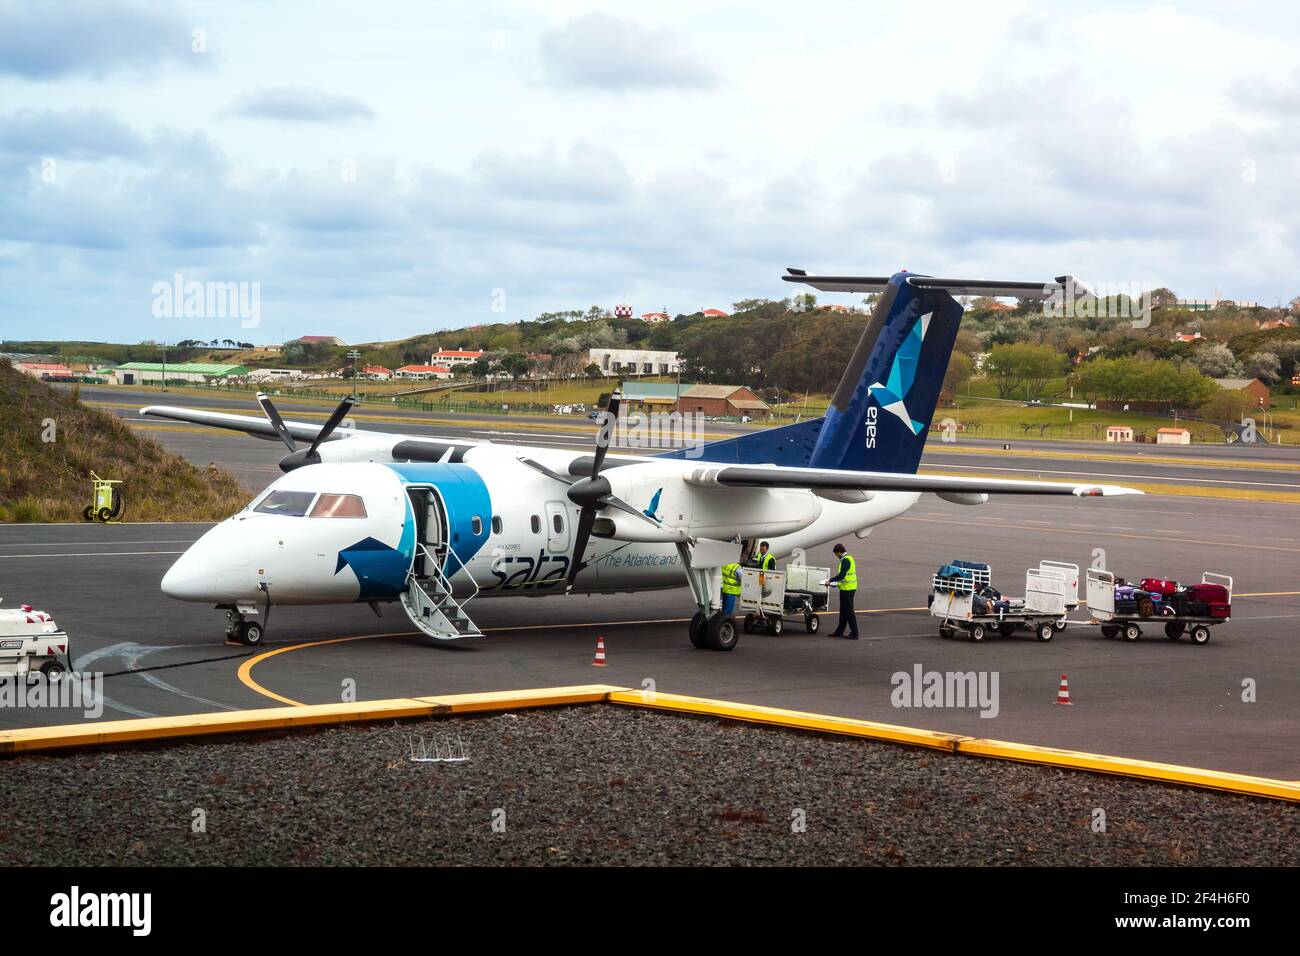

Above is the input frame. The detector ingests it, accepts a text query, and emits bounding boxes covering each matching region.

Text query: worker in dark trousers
[752,541,776,571]
[825,543,859,639]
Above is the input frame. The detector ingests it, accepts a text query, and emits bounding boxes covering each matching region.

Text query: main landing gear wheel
[805,613,820,634]
[1036,622,1055,642]
[689,611,710,649]
[1189,625,1211,645]
[1165,622,1185,640]
[706,612,738,651]
[234,622,264,646]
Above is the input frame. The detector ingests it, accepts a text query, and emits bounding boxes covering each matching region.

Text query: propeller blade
[518,457,574,485]
[257,393,296,453]
[590,390,621,476]
[566,507,598,590]
[307,395,356,457]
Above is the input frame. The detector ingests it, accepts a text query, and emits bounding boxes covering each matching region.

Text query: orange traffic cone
[592,636,607,667]
[1055,674,1073,705]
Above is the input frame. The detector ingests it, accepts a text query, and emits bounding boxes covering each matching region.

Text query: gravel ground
[0,707,1294,866]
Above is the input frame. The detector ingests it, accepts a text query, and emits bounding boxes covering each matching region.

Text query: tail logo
[868,311,932,435]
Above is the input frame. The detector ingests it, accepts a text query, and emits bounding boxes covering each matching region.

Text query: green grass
[946,398,1225,442]
[0,361,250,522]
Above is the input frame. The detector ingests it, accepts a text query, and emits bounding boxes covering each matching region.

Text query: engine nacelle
[936,491,989,506]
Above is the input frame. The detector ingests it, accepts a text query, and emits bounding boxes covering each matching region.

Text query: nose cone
[162,522,251,602]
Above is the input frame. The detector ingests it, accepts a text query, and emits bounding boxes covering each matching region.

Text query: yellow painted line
[919,469,1300,504]
[608,690,965,751]
[900,513,1300,554]
[1235,591,1300,597]
[0,685,627,755]
[925,444,1300,473]
[237,632,407,705]
[957,738,1300,803]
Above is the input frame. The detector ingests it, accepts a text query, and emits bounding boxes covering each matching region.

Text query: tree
[1190,342,1242,378]
[468,358,493,379]
[942,352,973,394]
[1198,389,1254,425]
[498,352,530,380]
[1245,350,1281,384]
[982,343,1065,399]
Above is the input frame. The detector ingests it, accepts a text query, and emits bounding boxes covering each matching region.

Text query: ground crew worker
[825,543,859,639]
[720,561,743,615]
[752,541,776,571]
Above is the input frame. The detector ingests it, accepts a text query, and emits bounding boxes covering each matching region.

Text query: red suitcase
[1141,577,1178,596]
[1208,603,1231,619]
[1187,583,1229,604]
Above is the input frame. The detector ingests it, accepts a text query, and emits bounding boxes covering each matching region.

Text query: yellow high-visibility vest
[756,551,776,571]
[837,555,857,591]
[721,562,743,595]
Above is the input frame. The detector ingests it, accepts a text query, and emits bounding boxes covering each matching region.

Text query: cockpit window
[254,490,317,516]
[310,493,367,518]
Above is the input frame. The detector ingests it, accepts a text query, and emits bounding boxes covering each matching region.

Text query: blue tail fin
[663,270,963,473]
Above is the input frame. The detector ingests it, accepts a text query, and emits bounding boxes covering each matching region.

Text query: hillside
[0,359,249,522]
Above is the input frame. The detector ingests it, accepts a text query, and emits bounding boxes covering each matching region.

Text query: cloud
[0,0,201,79]
[538,12,716,91]
[0,108,147,159]
[229,87,375,122]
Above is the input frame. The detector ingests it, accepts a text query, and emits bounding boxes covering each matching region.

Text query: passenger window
[310,493,367,518]
[531,515,540,534]
[471,516,482,535]
[254,490,316,516]
[552,513,564,533]
[491,516,502,535]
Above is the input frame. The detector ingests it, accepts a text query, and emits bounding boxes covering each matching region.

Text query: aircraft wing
[140,405,361,443]
[684,463,1141,497]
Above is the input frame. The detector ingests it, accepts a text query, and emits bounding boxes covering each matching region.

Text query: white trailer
[0,600,71,679]
[930,560,1077,642]
[1085,568,1232,645]
[739,564,831,635]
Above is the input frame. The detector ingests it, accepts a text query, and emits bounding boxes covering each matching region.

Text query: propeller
[517,390,663,589]
[257,392,356,472]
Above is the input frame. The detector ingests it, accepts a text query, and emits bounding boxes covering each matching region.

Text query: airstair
[399,543,482,640]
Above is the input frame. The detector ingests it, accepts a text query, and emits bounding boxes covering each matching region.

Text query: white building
[396,364,454,380]
[249,368,304,382]
[430,349,484,366]
[587,347,682,376]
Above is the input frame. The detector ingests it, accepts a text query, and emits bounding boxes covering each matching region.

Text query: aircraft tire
[707,613,738,652]
[689,612,710,649]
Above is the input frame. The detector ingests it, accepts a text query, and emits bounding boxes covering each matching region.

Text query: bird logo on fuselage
[868,311,932,435]
[644,487,663,523]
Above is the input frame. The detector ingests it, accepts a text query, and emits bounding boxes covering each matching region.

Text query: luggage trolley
[739,564,831,635]
[1085,569,1232,645]
[930,560,1077,642]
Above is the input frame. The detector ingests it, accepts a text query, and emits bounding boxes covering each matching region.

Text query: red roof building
[700,308,729,317]
[396,364,453,379]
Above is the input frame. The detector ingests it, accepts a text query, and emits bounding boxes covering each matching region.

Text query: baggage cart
[929,560,1076,642]
[739,564,830,635]
[0,599,72,680]
[1086,569,1231,644]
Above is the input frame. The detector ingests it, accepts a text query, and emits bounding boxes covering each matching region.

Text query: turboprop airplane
[146,268,1140,650]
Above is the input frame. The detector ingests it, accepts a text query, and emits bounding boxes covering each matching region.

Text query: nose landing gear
[223,586,271,647]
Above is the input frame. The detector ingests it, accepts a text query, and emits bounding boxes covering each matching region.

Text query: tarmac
[3,384,1295,781]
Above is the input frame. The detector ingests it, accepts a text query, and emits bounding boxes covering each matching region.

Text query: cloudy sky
[2,0,1299,345]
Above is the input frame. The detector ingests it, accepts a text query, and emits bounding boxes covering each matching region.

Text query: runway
[71,383,1300,494]
[4,491,1298,779]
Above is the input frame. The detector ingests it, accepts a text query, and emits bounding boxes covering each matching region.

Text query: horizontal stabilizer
[784,268,1093,300]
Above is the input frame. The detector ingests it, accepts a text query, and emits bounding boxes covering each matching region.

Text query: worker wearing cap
[752,541,776,571]
[825,544,859,639]
[720,561,743,615]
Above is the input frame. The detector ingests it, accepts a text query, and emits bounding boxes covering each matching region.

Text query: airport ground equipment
[740,564,830,635]
[930,560,1076,642]
[0,599,71,679]
[82,471,124,523]
[1086,569,1232,644]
